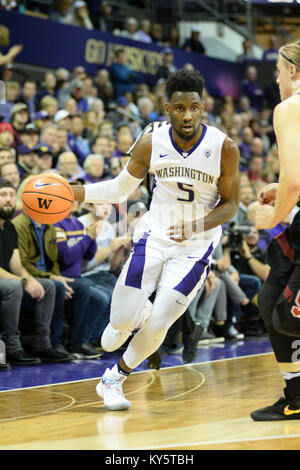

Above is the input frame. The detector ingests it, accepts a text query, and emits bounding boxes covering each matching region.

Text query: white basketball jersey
[135,122,227,245]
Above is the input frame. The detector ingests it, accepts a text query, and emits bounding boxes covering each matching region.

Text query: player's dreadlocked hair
[165,69,205,101]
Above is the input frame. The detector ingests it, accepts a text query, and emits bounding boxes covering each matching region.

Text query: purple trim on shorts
[174,242,214,297]
[125,233,149,289]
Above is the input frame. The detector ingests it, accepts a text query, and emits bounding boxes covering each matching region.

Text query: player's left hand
[254,204,276,230]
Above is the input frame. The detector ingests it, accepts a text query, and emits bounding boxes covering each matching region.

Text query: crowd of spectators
[0,3,291,370]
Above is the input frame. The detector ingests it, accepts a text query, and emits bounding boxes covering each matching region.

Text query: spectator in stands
[16,144,39,180]
[2,80,20,122]
[156,48,177,81]
[183,26,206,54]
[63,97,78,116]
[0,25,22,81]
[40,123,60,163]
[0,147,13,164]
[90,97,106,123]
[90,0,114,32]
[165,26,180,48]
[250,136,266,158]
[136,19,152,44]
[54,109,71,132]
[262,36,279,62]
[0,122,15,148]
[38,72,58,102]
[54,201,109,354]
[56,128,71,154]
[20,123,40,148]
[137,97,158,127]
[69,80,89,113]
[13,193,99,360]
[151,23,164,46]
[110,48,139,99]
[11,103,29,146]
[72,1,93,29]
[0,179,69,367]
[33,110,51,131]
[18,81,39,120]
[98,119,114,138]
[82,77,97,108]
[110,131,134,175]
[239,125,254,164]
[94,69,110,99]
[0,161,20,189]
[83,154,105,184]
[40,95,59,120]
[56,67,70,90]
[50,0,74,25]
[228,224,270,285]
[188,270,226,345]
[229,184,255,226]
[242,66,265,113]
[91,135,110,158]
[71,65,87,82]
[34,144,54,173]
[57,151,85,180]
[68,114,90,165]
[82,110,99,140]
[237,39,256,63]
[247,155,264,182]
[120,17,140,41]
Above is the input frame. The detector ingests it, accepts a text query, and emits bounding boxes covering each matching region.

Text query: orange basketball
[22,173,74,224]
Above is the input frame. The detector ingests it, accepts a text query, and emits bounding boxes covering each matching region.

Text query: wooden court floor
[0,352,300,450]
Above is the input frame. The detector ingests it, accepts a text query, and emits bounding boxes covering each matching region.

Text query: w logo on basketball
[37,197,53,210]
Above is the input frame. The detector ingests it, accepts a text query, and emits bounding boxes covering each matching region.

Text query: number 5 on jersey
[177,183,194,202]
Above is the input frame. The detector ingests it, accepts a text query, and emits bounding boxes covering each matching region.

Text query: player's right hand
[257,183,278,205]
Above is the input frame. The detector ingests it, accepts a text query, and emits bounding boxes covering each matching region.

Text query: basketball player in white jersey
[250,40,300,421]
[72,69,240,411]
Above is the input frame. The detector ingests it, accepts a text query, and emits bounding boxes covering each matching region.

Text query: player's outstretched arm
[255,100,300,229]
[72,134,151,203]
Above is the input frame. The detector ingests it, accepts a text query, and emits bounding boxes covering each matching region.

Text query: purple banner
[1,10,244,98]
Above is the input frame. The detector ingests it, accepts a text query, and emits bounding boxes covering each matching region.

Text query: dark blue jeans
[51,278,90,348]
[51,277,111,347]
[84,271,118,343]
[230,273,262,321]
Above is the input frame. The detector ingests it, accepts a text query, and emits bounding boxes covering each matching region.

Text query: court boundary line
[0,351,273,394]
[132,432,300,450]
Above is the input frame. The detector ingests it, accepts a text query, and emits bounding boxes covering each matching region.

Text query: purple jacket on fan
[54,216,97,277]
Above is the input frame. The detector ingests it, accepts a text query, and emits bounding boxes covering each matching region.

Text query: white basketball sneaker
[101,300,152,352]
[96,365,131,411]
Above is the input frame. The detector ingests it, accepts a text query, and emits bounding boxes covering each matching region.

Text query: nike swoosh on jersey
[284,405,300,416]
[159,154,169,158]
[34,180,61,189]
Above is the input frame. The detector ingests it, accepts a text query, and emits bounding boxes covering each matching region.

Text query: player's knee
[257,288,273,327]
[110,315,131,331]
[272,303,300,337]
